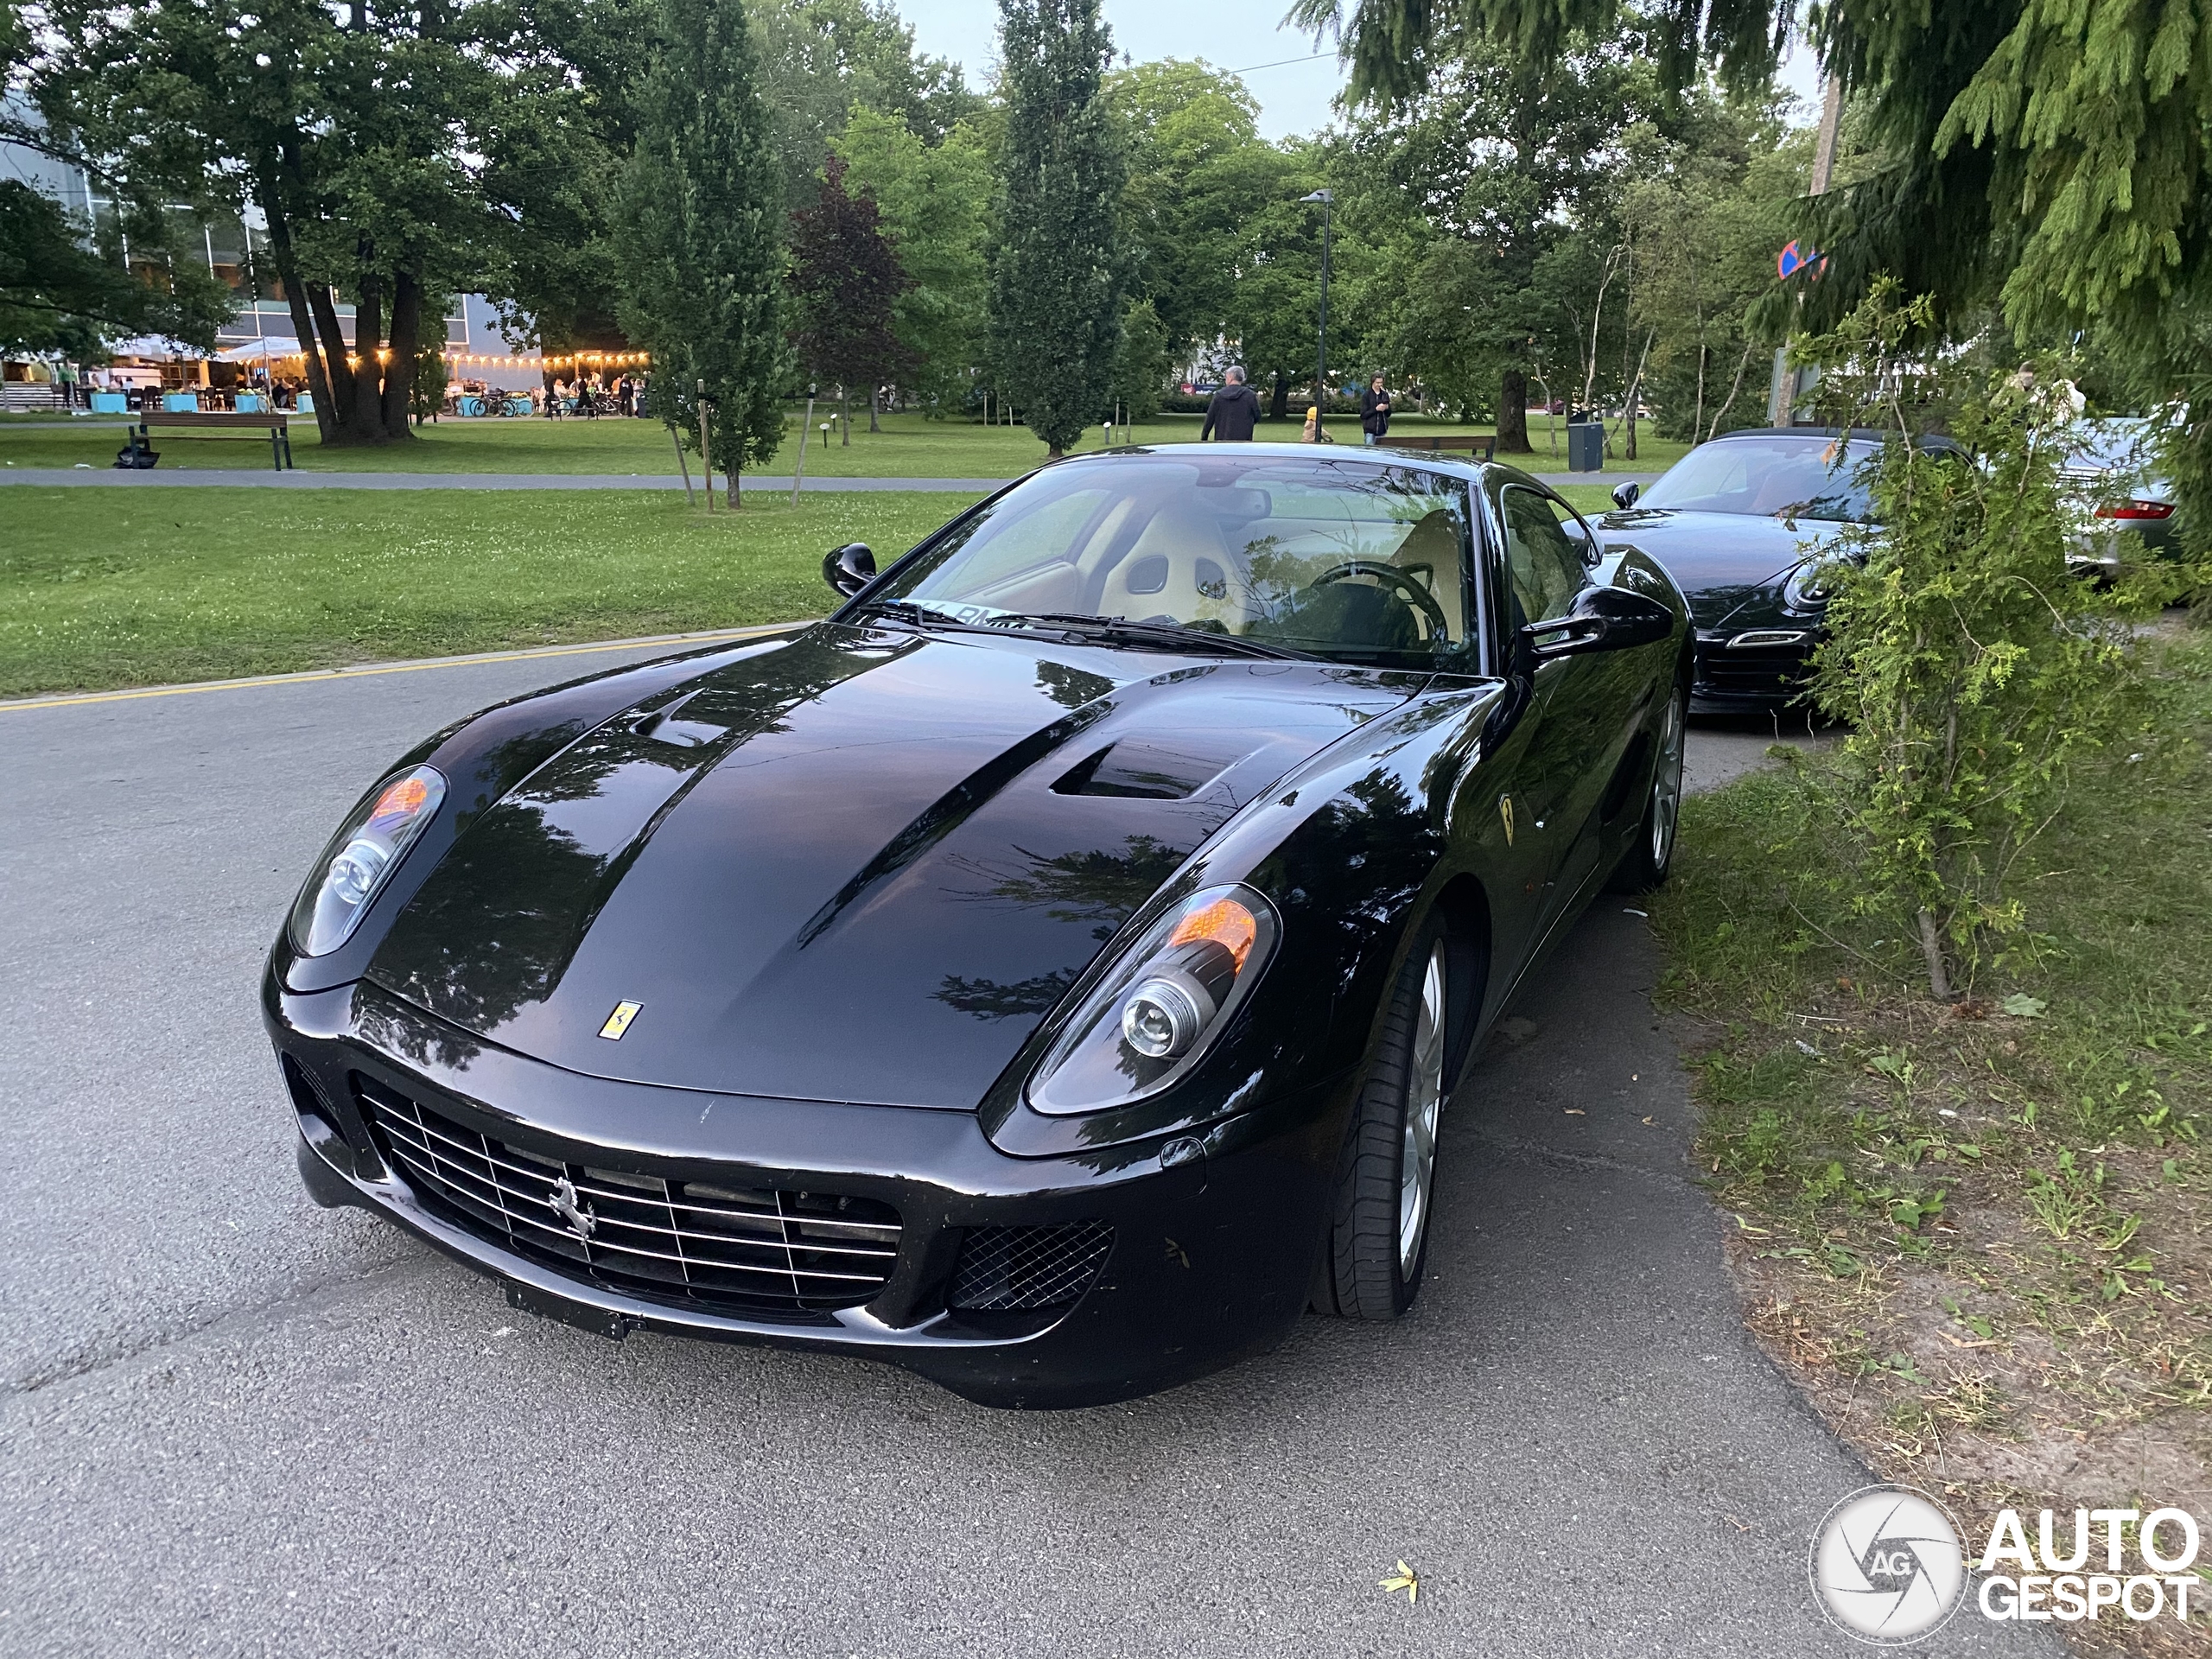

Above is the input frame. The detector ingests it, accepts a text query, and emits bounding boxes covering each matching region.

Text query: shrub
[1800,287,2169,998]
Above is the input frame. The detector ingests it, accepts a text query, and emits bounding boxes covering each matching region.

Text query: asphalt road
[0,646,2045,1657]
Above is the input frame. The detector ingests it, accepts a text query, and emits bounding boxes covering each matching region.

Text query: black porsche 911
[1599,427,1887,711]
[264,445,1690,1407]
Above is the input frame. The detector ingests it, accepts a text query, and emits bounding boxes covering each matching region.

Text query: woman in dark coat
[1359,374,1392,446]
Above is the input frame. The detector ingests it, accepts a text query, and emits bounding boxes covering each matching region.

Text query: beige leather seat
[1094,499,1237,622]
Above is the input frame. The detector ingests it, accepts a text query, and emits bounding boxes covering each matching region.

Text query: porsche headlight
[289,765,446,957]
[1783,559,1846,613]
[1027,885,1280,1116]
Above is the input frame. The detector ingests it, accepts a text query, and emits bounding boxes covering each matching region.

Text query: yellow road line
[0,623,809,715]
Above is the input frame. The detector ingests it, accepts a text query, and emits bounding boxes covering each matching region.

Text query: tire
[1314,917,1452,1321]
[1606,680,1686,893]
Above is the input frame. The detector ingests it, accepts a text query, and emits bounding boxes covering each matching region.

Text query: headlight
[1783,560,1846,613]
[289,764,446,957]
[1027,884,1281,1116]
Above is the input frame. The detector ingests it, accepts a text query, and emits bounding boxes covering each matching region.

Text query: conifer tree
[620,0,789,500]
[988,0,1125,458]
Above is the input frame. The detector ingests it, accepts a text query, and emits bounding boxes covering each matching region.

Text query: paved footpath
[0,640,2039,1657]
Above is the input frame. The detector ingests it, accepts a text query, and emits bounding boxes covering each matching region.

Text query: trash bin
[1567,421,1605,473]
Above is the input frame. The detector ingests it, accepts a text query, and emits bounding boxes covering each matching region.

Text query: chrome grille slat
[382,1111,899,1246]
[354,1078,902,1317]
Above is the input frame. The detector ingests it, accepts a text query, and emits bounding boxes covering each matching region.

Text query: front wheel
[1608,682,1686,893]
[1314,919,1451,1321]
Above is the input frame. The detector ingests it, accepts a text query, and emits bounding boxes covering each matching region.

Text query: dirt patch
[1688,993,2212,1656]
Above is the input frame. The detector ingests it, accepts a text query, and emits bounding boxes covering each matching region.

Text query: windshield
[863,454,1471,664]
[1637,435,1882,523]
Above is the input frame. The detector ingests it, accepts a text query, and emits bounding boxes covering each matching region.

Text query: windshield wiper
[843,599,995,632]
[987,612,1312,661]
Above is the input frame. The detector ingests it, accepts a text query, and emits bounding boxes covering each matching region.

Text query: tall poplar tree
[620,0,789,500]
[988,0,1125,458]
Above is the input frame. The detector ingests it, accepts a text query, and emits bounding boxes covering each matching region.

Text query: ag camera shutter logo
[1808,1484,1968,1644]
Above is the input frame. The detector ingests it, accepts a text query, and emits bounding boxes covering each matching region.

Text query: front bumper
[1690,626,1820,712]
[265,975,1345,1408]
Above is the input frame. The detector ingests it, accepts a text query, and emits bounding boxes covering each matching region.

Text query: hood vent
[1052,737,1249,801]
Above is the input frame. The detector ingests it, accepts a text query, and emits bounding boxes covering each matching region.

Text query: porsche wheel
[1607,682,1686,893]
[1315,919,1450,1321]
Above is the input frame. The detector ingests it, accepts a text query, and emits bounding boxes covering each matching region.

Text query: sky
[897,0,1827,143]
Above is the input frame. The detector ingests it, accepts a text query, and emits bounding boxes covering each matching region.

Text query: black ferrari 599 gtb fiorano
[264,445,1690,1406]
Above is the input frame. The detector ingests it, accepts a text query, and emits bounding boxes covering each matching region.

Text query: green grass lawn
[0,407,1694,478]
[1655,628,2212,1531]
[0,486,976,696]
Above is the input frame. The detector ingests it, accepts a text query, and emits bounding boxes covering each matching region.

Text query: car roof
[1064,442,1494,486]
[1703,425,1965,455]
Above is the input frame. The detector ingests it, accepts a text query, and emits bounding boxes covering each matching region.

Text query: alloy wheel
[1397,942,1449,1277]
[1650,690,1685,872]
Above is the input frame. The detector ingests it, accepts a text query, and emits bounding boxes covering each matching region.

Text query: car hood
[1597,507,1851,627]
[367,624,1417,1109]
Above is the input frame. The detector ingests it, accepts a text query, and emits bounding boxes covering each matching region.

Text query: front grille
[949,1222,1114,1312]
[355,1077,900,1319]
[1697,638,1814,699]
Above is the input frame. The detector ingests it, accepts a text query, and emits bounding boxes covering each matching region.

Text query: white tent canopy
[216,337,302,362]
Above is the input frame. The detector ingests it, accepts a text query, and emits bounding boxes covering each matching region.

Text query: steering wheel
[1306,560,1451,641]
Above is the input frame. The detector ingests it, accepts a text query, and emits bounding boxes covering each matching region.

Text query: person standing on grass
[1360,374,1392,447]
[1201,365,1260,441]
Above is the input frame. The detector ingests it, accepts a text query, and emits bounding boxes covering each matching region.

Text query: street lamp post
[1302,188,1333,440]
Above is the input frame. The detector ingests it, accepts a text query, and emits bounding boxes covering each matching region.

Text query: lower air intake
[949,1222,1114,1313]
[354,1077,899,1321]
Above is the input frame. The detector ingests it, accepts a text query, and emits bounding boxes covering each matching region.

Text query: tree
[36,0,523,446]
[0,3,232,357]
[1108,297,1173,420]
[1301,0,2212,539]
[831,109,990,416]
[477,0,658,364]
[788,154,917,437]
[620,0,790,501]
[988,0,1126,458]
[1327,22,1658,450]
[1108,59,1323,413]
[750,0,981,212]
[0,179,231,359]
[1619,99,1805,442]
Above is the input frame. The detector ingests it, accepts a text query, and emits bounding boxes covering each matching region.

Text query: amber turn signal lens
[1166,897,1258,969]
[374,775,432,818]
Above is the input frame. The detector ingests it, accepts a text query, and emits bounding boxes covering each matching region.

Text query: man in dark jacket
[1359,374,1392,446]
[1201,365,1261,441]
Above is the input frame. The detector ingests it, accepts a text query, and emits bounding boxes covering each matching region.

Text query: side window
[1498,486,1586,629]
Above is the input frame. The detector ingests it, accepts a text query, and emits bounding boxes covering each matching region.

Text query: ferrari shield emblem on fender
[1498,794,1516,845]
[598,1000,643,1040]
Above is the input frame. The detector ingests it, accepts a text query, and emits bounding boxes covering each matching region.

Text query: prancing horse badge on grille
[547,1175,596,1240]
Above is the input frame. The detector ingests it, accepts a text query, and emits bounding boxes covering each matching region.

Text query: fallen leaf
[2000,994,2047,1019]
[1563,1108,1586,1116]
[1642,1116,1656,1125]
[1379,1560,1420,1605]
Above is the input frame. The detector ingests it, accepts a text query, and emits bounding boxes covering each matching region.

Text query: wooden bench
[1375,433,1497,460]
[123,411,294,471]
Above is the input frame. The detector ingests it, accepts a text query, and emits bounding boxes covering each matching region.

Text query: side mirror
[823,542,876,597]
[1611,480,1642,509]
[1518,586,1674,664]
